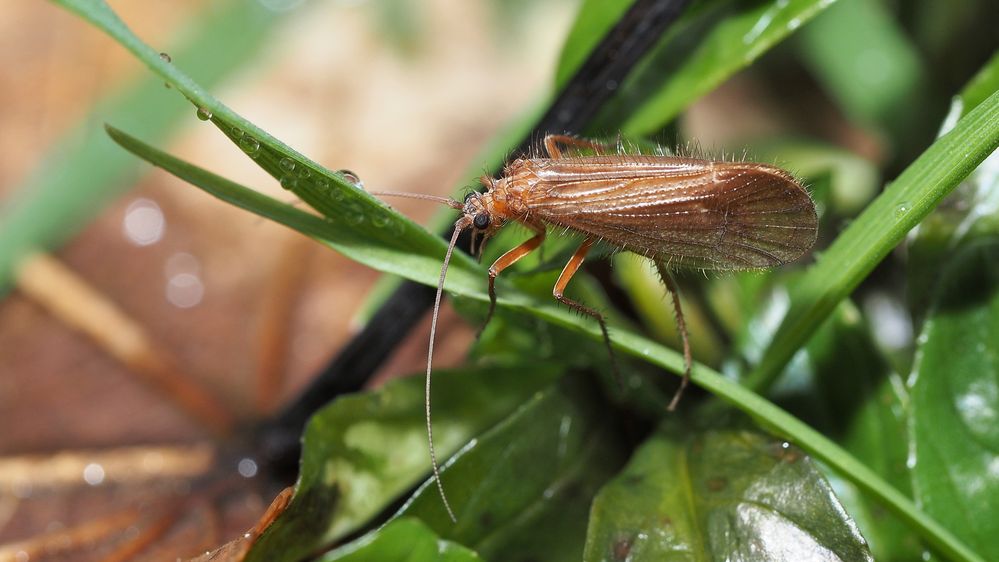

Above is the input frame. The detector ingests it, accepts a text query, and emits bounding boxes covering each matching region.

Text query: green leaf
[596,0,839,135]
[1,0,287,286]
[909,241,999,561]
[584,427,873,561]
[319,518,482,562]
[246,364,563,562]
[746,89,999,394]
[394,376,627,562]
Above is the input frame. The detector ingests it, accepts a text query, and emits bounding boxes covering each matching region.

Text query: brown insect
[374,134,817,520]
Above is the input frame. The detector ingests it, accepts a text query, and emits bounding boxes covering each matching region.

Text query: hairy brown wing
[522,158,817,270]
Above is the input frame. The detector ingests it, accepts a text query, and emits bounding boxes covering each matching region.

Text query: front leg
[479,219,546,338]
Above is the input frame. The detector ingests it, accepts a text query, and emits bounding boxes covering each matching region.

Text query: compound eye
[473,213,490,230]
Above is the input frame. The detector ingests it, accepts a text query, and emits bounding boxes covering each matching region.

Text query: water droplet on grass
[894,202,910,220]
[337,169,364,189]
[239,136,260,156]
[196,107,212,121]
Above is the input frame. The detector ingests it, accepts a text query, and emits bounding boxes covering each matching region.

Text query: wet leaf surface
[246,363,564,562]
[319,518,482,562]
[394,375,627,562]
[910,241,999,561]
[584,427,873,562]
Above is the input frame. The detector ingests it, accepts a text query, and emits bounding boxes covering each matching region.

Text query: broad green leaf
[246,364,564,562]
[319,518,481,562]
[394,376,627,562]
[1,0,288,287]
[909,241,999,561]
[597,0,839,135]
[584,427,873,561]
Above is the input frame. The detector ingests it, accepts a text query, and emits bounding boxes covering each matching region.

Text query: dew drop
[159,52,172,63]
[239,136,260,156]
[345,203,364,226]
[316,179,330,193]
[280,176,298,190]
[195,107,213,121]
[336,169,364,189]
[894,202,910,220]
[372,215,389,228]
[279,157,296,173]
[297,167,311,179]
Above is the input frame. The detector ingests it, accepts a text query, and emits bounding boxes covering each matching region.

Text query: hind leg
[653,259,692,410]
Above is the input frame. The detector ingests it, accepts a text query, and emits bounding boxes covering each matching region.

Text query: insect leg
[543,134,611,159]
[553,236,621,386]
[479,220,546,338]
[653,259,692,411]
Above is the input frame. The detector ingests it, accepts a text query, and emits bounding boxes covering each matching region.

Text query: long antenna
[369,190,462,209]
[427,218,469,523]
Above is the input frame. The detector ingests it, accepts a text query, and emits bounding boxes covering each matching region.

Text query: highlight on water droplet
[159,52,172,63]
[336,169,365,189]
[279,157,296,173]
[196,107,213,121]
[894,202,910,219]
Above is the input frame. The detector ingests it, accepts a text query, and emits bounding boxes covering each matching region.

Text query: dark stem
[258,0,693,479]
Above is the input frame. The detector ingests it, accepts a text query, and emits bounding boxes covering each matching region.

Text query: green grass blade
[745,89,999,393]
